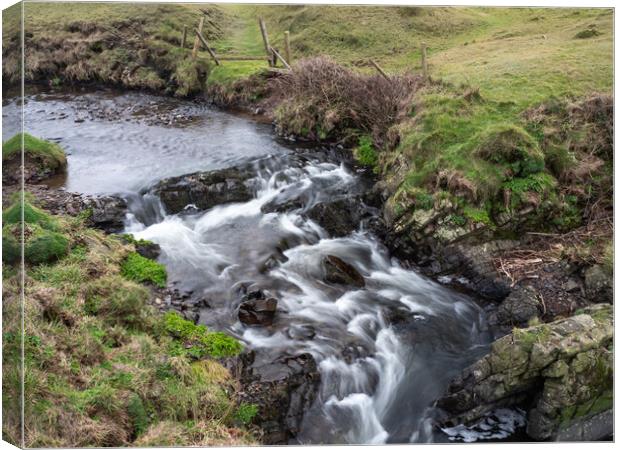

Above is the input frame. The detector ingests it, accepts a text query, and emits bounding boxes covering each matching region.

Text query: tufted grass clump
[84,275,151,328]
[121,252,167,288]
[470,124,545,177]
[164,312,242,359]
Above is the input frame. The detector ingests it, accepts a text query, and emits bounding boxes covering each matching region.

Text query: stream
[5,87,500,444]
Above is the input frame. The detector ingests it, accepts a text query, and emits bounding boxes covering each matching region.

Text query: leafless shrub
[271,56,425,147]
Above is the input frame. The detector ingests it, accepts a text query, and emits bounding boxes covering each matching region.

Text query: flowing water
[6,87,498,444]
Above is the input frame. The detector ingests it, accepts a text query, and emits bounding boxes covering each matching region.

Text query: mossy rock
[23,224,70,265]
[2,133,67,183]
[3,200,58,230]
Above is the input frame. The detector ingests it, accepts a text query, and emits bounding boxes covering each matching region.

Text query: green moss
[164,312,242,359]
[513,324,552,352]
[24,225,70,265]
[121,234,156,247]
[235,403,258,425]
[2,225,20,264]
[121,252,167,288]
[354,135,378,169]
[2,133,67,170]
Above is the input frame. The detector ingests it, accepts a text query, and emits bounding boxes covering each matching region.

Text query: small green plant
[164,312,242,359]
[235,402,258,425]
[355,135,378,168]
[121,252,167,288]
[449,214,467,227]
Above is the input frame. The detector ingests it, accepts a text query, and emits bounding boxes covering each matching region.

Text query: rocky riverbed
[4,87,613,443]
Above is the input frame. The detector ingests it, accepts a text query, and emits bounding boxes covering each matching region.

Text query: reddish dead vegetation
[270,56,425,147]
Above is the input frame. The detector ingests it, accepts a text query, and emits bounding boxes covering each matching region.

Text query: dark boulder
[583,265,613,303]
[490,285,540,326]
[152,168,255,214]
[322,255,365,288]
[238,290,278,326]
[84,195,128,233]
[232,351,321,444]
[306,196,385,238]
[306,197,361,237]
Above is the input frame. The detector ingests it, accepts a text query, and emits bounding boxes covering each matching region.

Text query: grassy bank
[204,5,612,259]
[2,199,256,447]
[2,2,226,95]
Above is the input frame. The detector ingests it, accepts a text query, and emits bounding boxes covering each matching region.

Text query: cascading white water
[125,153,492,444]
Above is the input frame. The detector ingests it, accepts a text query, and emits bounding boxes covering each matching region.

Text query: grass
[2,196,254,448]
[3,2,221,95]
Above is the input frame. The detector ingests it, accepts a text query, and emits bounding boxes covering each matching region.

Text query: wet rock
[135,240,161,260]
[322,255,365,288]
[436,304,613,441]
[556,409,613,441]
[306,197,369,237]
[83,195,128,233]
[260,198,304,214]
[152,167,254,214]
[583,265,612,303]
[232,351,321,444]
[238,290,278,326]
[491,285,540,326]
[286,324,316,340]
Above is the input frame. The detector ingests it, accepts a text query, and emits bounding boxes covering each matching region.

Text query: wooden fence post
[271,47,291,70]
[192,16,205,59]
[195,28,221,66]
[421,42,428,78]
[369,59,390,81]
[284,30,291,64]
[259,18,274,67]
[181,25,187,49]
